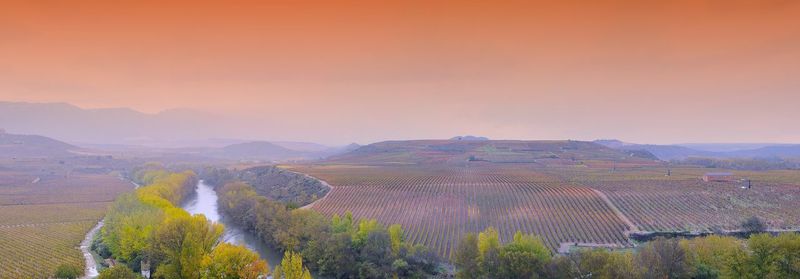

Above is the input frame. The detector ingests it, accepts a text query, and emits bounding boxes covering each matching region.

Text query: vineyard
[285,141,800,259]
[0,173,133,278]
[0,221,95,278]
[582,178,800,232]
[290,165,632,258]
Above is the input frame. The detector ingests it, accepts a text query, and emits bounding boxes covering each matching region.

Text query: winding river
[182,180,283,269]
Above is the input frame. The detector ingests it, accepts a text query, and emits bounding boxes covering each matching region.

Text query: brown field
[288,158,800,259]
[0,170,133,278]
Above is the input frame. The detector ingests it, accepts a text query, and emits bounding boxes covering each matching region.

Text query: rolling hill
[203,141,305,161]
[326,139,659,165]
[0,131,77,158]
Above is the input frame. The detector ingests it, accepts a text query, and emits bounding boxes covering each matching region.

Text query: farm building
[703,172,734,182]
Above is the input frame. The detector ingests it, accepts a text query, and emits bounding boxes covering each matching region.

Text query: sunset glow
[2,0,799,144]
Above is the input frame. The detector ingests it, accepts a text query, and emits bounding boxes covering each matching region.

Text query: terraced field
[0,173,133,278]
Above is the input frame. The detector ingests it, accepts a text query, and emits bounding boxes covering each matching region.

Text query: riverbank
[182,180,283,269]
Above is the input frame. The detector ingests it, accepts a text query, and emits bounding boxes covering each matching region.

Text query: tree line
[218,182,442,278]
[453,227,800,279]
[95,169,271,279]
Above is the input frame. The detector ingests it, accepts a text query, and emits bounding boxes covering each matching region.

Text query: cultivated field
[0,170,133,278]
[572,169,800,232]
[294,165,630,258]
[287,140,800,259]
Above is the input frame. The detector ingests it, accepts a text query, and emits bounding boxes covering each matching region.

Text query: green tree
[680,235,745,278]
[152,214,224,279]
[477,227,500,259]
[331,211,355,234]
[54,264,81,279]
[454,233,481,279]
[497,232,551,278]
[388,224,404,256]
[103,193,164,262]
[602,250,639,279]
[636,237,688,279]
[315,233,357,277]
[273,251,312,279]
[477,227,501,277]
[552,248,639,279]
[98,265,140,279]
[747,233,800,279]
[359,229,393,275]
[353,219,382,247]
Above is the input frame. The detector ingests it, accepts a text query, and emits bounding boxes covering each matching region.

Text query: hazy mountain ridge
[0,102,356,158]
[0,102,226,146]
[595,139,800,160]
[201,141,360,162]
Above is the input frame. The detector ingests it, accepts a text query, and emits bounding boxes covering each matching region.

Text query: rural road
[79,221,103,279]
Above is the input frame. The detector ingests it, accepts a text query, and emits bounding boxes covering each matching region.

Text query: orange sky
[2,0,800,144]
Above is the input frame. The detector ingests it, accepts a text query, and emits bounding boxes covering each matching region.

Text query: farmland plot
[0,173,133,278]
[291,165,630,258]
[584,179,800,232]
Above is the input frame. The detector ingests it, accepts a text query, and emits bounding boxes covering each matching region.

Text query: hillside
[204,141,305,161]
[0,131,77,158]
[326,139,659,165]
[202,165,328,206]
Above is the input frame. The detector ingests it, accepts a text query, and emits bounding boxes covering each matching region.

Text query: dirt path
[590,188,640,233]
[79,220,103,279]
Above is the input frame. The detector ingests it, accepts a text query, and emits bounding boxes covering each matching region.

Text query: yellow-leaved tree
[201,243,269,279]
[272,251,312,279]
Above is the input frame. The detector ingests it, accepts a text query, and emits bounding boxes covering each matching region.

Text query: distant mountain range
[0,102,358,158]
[0,101,232,146]
[594,139,800,161]
[202,141,359,161]
[0,128,360,161]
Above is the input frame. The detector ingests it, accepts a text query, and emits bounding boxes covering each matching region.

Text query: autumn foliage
[100,169,268,278]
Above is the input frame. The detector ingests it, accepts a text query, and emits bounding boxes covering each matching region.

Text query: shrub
[742,216,766,233]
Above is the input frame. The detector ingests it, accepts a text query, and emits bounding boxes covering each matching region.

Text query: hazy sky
[2,0,800,145]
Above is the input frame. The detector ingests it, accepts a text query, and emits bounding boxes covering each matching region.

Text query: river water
[181,180,283,268]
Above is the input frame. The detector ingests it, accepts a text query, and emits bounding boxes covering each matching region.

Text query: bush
[53,264,82,279]
[742,216,766,233]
